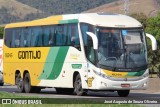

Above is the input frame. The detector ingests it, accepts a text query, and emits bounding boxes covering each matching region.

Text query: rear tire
[74,74,87,96]
[24,73,33,93]
[16,73,24,93]
[117,90,130,97]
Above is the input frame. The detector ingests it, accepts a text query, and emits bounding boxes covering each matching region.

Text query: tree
[0,27,4,39]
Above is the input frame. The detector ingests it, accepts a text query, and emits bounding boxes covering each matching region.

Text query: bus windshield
[96,27,147,71]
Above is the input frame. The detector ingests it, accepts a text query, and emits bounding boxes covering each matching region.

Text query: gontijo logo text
[18,50,41,59]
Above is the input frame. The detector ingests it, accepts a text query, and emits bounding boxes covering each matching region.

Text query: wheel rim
[75,77,82,94]
[16,76,23,90]
[25,77,30,91]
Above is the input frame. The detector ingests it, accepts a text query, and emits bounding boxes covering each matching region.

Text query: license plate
[121,84,130,88]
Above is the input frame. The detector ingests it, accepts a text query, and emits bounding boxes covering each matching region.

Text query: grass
[0,104,143,107]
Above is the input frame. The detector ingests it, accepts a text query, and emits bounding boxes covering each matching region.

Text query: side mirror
[146,33,157,51]
[86,32,98,50]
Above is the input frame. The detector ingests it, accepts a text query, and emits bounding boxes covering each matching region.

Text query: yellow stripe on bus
[5,15,63,28]
[102,69,128,78]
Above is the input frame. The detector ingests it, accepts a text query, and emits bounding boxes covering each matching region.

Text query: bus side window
[5,29,12,48]
[43,27,50,47]
[31,27,39,47]
[12,29,20,48]
[69,24,80,46]
[53,28,57,46]
[11,29,15,48]
[56,25,63,46]
[63,25,67,46]
[68,25,71,45]
[20,28,25,47]
[26,28,31,47]
[80,23,95,63]
[16,29,21,48]
[37,27,42,47]
[48,27,54,46]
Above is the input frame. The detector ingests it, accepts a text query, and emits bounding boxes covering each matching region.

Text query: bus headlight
[93,70,110,79]
[142,72,149,78]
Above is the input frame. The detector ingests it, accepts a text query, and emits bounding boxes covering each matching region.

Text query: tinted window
[4,23,80,48]
[5,29,12,47]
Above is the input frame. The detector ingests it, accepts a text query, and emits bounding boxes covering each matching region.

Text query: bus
[0,39,3,86]
[3,13,157,97]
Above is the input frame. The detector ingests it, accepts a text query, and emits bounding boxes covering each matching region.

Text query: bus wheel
[16,73,24,93]
[74,74,87,96]
[24,73,33,93]
[117,90,130,97]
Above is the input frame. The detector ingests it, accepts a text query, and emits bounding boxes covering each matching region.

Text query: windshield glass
[97,27,147,70]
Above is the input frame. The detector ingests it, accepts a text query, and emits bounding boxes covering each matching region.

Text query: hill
[85,0,159,17]
[0,0,117,24]
[0,0,160,25]
[0,0,41,24]
[16,0,117,15]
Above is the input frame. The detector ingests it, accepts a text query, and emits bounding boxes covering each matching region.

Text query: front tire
[117,90,130,97]
[74,74,87,96]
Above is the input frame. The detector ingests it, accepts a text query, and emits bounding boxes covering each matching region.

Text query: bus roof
[5,13,142,28]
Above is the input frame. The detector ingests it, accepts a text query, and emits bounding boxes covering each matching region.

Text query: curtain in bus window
[43,27,50,46]
[15,29,21,47]
[5,29,12,47]
[48,27,54,46]
[56,26,63,46]
[26,28,31,47]
[63,25,67,45]
[31,27,40,47]
[69,24,80,45]
[11,29,16,48]
[74,25,80,45]
[20,29,25,47]
[68,25,72,45]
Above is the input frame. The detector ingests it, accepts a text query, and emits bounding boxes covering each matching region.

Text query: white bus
[3,13,157,97]
[0,39,3,86]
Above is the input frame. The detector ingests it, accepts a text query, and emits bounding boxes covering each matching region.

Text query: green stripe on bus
[39,47,59,79]
[47,47,69,79]
[39,47,69,80]
[59,19,78,24]
[127,70,145,76]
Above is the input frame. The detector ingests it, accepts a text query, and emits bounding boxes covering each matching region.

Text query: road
[0,82,160,107]
[0,84,160,98]
[0,78,160,107]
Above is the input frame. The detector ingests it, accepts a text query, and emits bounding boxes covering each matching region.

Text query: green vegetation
[131,12,160,76]
[0,92,142,106]
[0,27,4,39]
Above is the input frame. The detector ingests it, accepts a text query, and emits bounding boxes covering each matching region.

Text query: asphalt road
[0,82,160,106]
[0,84,160,98]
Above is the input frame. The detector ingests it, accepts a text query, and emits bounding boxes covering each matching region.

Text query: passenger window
[43,27,50,46]
[5,29,12,47]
